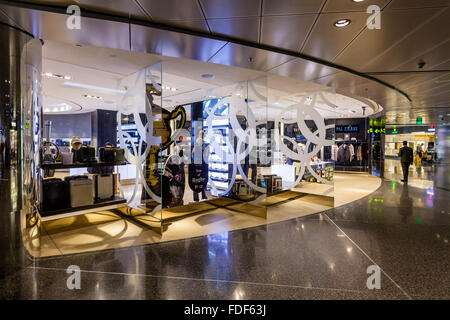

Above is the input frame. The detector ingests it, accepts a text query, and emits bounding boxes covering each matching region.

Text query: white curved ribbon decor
[116,65,162,205]
[274,92,335,188]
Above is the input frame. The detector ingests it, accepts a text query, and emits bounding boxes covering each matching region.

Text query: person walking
[399,141,413,183]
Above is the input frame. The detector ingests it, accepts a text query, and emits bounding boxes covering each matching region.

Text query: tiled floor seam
[323,214,413,300]
[25,266,400,296]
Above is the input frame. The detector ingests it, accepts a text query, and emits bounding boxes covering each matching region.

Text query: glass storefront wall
[22,47,341,251]
[109,59,337,224]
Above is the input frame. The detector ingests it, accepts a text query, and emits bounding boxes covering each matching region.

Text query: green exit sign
[416,117,423,124]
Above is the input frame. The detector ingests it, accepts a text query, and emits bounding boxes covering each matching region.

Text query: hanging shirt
[348,144,354,162]
[357,145,363,161]
[331,145,338,161]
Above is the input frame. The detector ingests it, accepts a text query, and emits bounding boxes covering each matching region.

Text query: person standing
[399,141,414,183]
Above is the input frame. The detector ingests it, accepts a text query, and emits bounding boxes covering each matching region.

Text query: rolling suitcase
[93,174,114,201]
[42,178,70,213]
[238,181,251,196]
[65,175,94,207]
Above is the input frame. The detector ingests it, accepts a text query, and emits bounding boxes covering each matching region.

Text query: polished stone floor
[23,173,380,258]
[0,164,449,299]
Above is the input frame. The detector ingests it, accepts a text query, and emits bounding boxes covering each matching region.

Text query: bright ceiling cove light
[162,85,177,91]
[334,19,351,27]
[43,72,71,80]
[43,103,72,113]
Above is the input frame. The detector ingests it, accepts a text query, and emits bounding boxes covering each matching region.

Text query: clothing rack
[333,141,369,172]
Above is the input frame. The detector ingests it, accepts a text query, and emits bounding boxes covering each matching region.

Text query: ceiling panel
[388,38,450,72]
[261,14,316,51]
[131,24,226,61]
[75,0,149,19]
[208,17,260,42]
[268,58,341,82]
[323,0,390,13]
[208,43,293,72]
[43,40,162,76]
[0,7,19,27]
[20,0,73,5]
[301,11,368,61]
[199,0,261,19]
[262,0,324,15]
[387,0,450,10]
[137,0,204,20]
[312,72,411,108]
[0,5,131,50]
[334,7,443,71]
[377,72,450,92]
[362,7,450,72]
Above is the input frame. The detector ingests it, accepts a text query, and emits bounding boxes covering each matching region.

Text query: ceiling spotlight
[334,19,351,27]
[352,0,364,2]
[83,94,102,99]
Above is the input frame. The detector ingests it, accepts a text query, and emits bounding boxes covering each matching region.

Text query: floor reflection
[398,185,413,223]
[384,159,436,189]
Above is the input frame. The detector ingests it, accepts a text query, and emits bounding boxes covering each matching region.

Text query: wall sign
[335,125,359,133]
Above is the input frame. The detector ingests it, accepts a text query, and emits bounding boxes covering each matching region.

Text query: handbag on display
[80,145,97,163]
[41,178,70,213]
[99,146,125,163]
[41,141,60,178]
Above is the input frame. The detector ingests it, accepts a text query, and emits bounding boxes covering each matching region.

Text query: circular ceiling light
[334,19,351,27]
[201,74,215,79]
[352,0,364,2]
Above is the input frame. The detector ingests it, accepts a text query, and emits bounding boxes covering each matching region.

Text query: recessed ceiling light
[83,94,102,99]
[201,74,215,79]
[334,19,351,27]
[353,0,364,2]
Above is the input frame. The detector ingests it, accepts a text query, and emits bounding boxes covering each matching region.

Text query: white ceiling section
[1,0,449,124]
[41,40,377,119]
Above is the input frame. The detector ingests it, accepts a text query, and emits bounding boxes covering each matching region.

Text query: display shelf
[38,196,127,221]
[40,162,127,169]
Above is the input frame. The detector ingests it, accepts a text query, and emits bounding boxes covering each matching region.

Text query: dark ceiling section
[1,0,449,124]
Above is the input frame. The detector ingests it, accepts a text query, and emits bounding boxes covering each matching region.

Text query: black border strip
[0,0,412,102]
[0,20,34,38]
